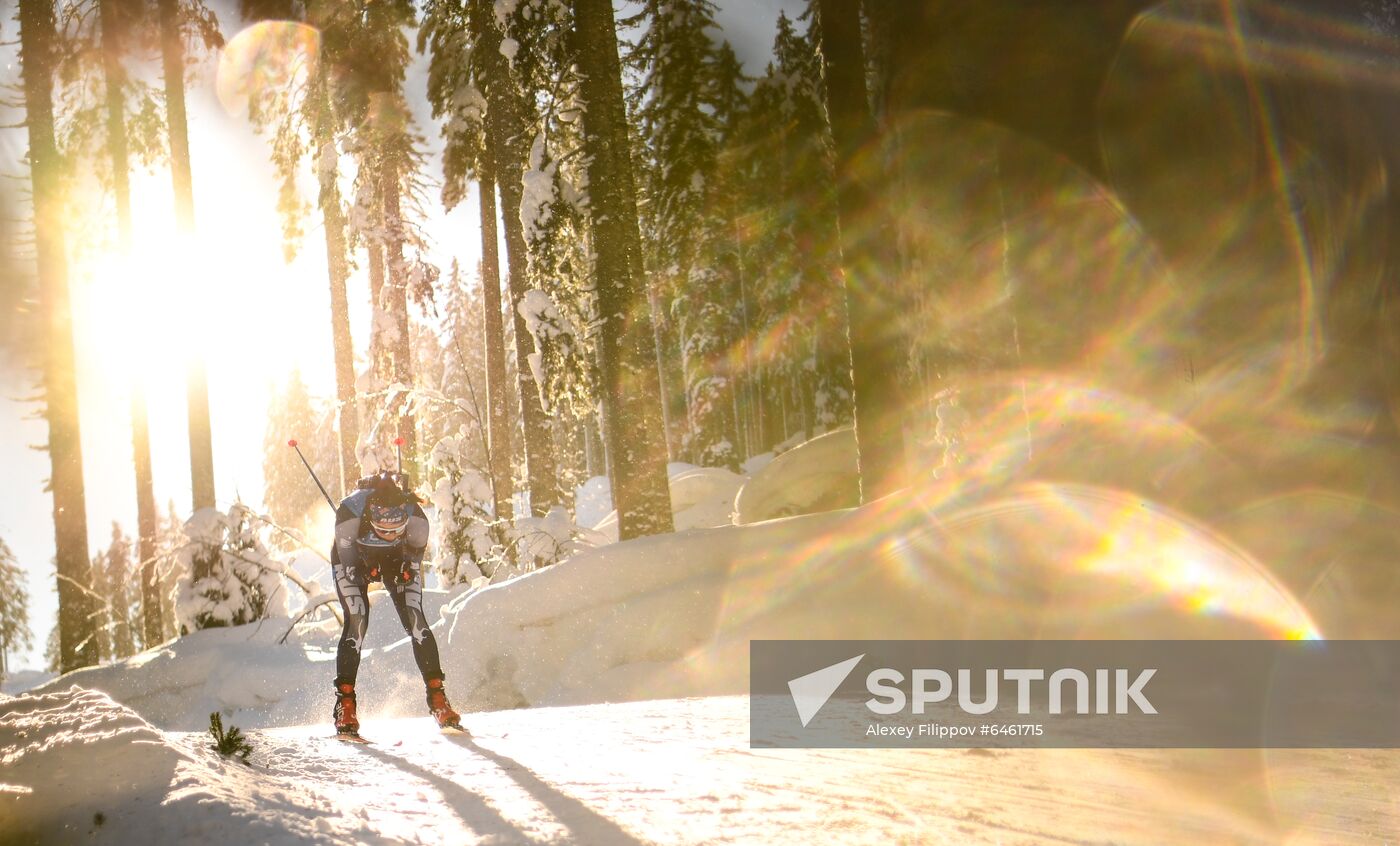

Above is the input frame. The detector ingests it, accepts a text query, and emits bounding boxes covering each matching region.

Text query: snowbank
[733,428,859,524]
[588,464,745,542]
[28,479,1317,730]
[0,685,453,844]
[28,588,460,732]
[438,481,1317,712]
[1,670,55,696]
[574,474,614,529]
[1,686,197,843]
[0,686,329,844]
[7,689,1392,845]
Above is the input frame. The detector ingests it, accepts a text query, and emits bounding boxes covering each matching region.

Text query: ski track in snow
[8,692,1398,845]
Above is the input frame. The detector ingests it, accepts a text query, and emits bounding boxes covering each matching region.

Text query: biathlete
[329,470,462,739]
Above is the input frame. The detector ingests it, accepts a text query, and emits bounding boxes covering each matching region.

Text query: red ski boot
[333,680,362,739]
[425,677,463,732]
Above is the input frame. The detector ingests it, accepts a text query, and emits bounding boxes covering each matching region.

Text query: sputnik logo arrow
[788,654,865,727]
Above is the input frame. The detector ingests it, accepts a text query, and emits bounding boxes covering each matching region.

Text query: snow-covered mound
[28,587,463,732]
[1,670,56,696]
[0,686,330,844]
[733,428,859,524]
[438,481,1317,712]
[14,690,1385,845]
[1,685,508,845]
[590,464,745,542]
[574,474,614,529]
[28,482,1319,730]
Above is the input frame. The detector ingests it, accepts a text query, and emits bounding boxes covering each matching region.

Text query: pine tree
[717,13,856,455]
[510,1,606,499]
[51,0,169,645]
[43,624,60,674]
[87,548,111,662]
[774,9,851,434]
[815,0,904,501]
[476,168,516,520]
[573,0,675,538]
[240,1,435,483]
[236,3,361,493]
[156,0,223,512]
[20,0,98,672]
[340,0,436,480]
[423,0,562,515]
[625,0,742,469]
[93,523,138,659]
[93,0,166,632]
[418,3,518,517]
[175,504,290,632]
[428,261,489,472]
[478,0,560,513]
[157,500,184,641]
[0,539,34,682]
[706,41,762,458]
[734,60,802,448]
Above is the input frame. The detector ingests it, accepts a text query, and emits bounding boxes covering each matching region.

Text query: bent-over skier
[330,470,462,738]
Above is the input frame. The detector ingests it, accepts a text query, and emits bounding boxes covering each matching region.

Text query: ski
[334,732,371,744]
[440,724,469,737]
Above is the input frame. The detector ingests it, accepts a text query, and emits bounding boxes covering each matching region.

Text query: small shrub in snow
[175,505,290,634]
[208,712,253,763]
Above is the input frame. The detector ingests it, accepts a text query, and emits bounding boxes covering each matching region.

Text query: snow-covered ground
[4,687,1396,845]
[6,432,1400,843]
[0,670,55,696]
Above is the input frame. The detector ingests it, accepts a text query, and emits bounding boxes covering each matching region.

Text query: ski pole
[394,436,404,476]
[288,439,336,510]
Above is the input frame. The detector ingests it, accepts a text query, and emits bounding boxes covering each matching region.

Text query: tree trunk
[572,0,674,538]
[474,0,559,515]
[20,0,98,672]
[158,0,216,511]
[314,68,359,493]
[815,0,906,502]
[493,145,560,515]
[363,171,395,465]
[133,392,160,646]
[98,0,163,647]
[378,159,418,476]
[679,291,740,469]
[367,228,387,380]
[99,0,131,247]
[476,165,516,520]
[645,282,676,462]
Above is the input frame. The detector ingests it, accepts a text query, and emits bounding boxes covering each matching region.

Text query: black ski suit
[330,488,443,686]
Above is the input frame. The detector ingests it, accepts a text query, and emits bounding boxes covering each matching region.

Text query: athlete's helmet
[367,498,409,541]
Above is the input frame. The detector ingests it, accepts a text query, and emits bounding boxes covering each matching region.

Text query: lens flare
[710,477,1317,646]
[216,21,321,118]
[1101,0,1392,408]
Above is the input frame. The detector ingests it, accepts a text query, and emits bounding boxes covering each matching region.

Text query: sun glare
[80,236,208,390]
[70,158,343,515]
